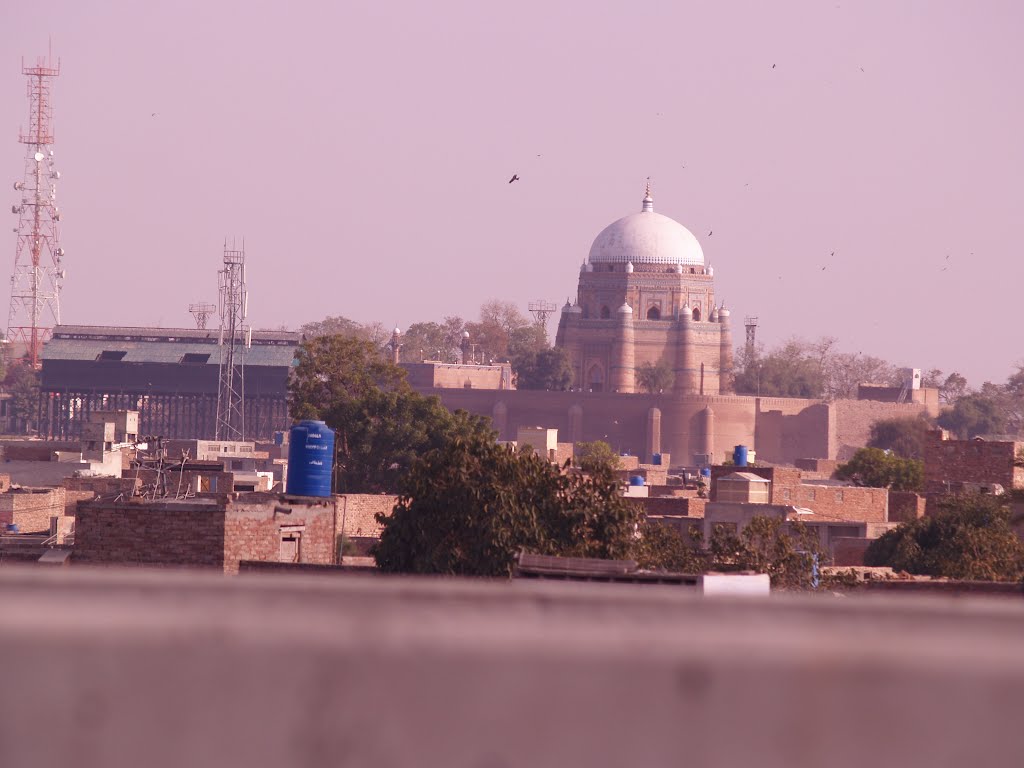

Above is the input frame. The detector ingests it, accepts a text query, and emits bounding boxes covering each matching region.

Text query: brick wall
[794,458,838,478]
[0,487,66,533]
[777,484,889,524]
[631,496,706,519]
[75,494,337,573]
[710,465,888,523]
[75,503,227,568]
[831,537,871,567]
[62,476,141,515]
[223,496,335,575]
[923,433,1022,492]
[337,494,399,540]
[888,492,926,523]
[831,400,932,461]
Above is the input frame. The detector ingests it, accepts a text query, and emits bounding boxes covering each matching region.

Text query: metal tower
[744,316,758,362]
[528,299,557,325]
[7,54,64,368]
[189,302,216,329]
[215,240,247,440]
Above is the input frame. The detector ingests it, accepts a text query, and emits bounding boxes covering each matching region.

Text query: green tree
[864,494,1024,580]
[868,416,933,460]
[632,520,705,573]
[707,515,822,588]
[733,339,825,398]
[574,440,620,473]
[288,334,407,421]
[513,347,573,391]
[635,358,674,394]
[298,315,367,339]
[936,393,1006,439]
[328,388,493,493]
[373,436,640,577]
[400,318,466,363]
[835,447,923,491]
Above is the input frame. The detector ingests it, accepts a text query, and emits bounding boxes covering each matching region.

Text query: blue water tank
[629,475,645,486]
[652,453,662,465]
[286,420,335,497]
[5,523,18,533]
[700,467,711,478]
[733,445,749,467]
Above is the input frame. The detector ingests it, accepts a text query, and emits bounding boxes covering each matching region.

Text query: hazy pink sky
[2,1,1022,386]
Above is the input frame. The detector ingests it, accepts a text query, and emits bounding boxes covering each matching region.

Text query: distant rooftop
[43,325,301,368]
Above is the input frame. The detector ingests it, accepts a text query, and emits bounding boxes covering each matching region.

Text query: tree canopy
[868,416,933,460]
[373,435,640,576]
[288,334,493,493]
[835,447,923,491]
[635,358,674,394]
[513,347,573,391]
[574,440,620,473]
[937,393,1009,439]
[864,494,1024,580]
[288,334,407,422]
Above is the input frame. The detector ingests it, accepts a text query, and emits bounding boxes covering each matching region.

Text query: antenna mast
[189,302,216,329]
[528,299,557,326]
[215,240,247,440]
[744,316,758,362]
[6,54,63,368]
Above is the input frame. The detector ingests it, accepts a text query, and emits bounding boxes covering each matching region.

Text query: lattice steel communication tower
[215,240,247,440]
[189,302,216,329]
[528,299,557,325]
[7,54,64,368]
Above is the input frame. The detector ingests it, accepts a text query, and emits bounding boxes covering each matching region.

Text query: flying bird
[707,230,713,237]
[821,266,827,271]
[830,250,835,256]
[151,112,158,117]
[772,64,776,69]
[508,174,520,184]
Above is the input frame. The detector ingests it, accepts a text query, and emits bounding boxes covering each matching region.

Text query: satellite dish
[33,152,43,162]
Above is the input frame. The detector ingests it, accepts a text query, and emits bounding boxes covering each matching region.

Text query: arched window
[646,306,661,320]
[588,364,604,393]
[692,307,701,321]
[600,305,611,319]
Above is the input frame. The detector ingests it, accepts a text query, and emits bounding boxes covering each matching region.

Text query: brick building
[0,486,65,533]
[74,493,337,574]
[923,431,1024,494]
[555,185,733,396]
[709,465,890,524]
[40,325,300,440]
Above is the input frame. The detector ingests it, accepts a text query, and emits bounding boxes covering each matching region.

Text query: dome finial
[642,177,654,212]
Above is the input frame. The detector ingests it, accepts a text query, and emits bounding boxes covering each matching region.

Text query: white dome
[588,194,704,267]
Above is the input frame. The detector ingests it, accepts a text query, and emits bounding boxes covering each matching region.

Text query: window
[646,306,661,320]
[180,352,211,364]
[782,488,791,500]
[835,490,844,502]
[692,307,701,321]
[96,350,127,361]
[600,306,611,319]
